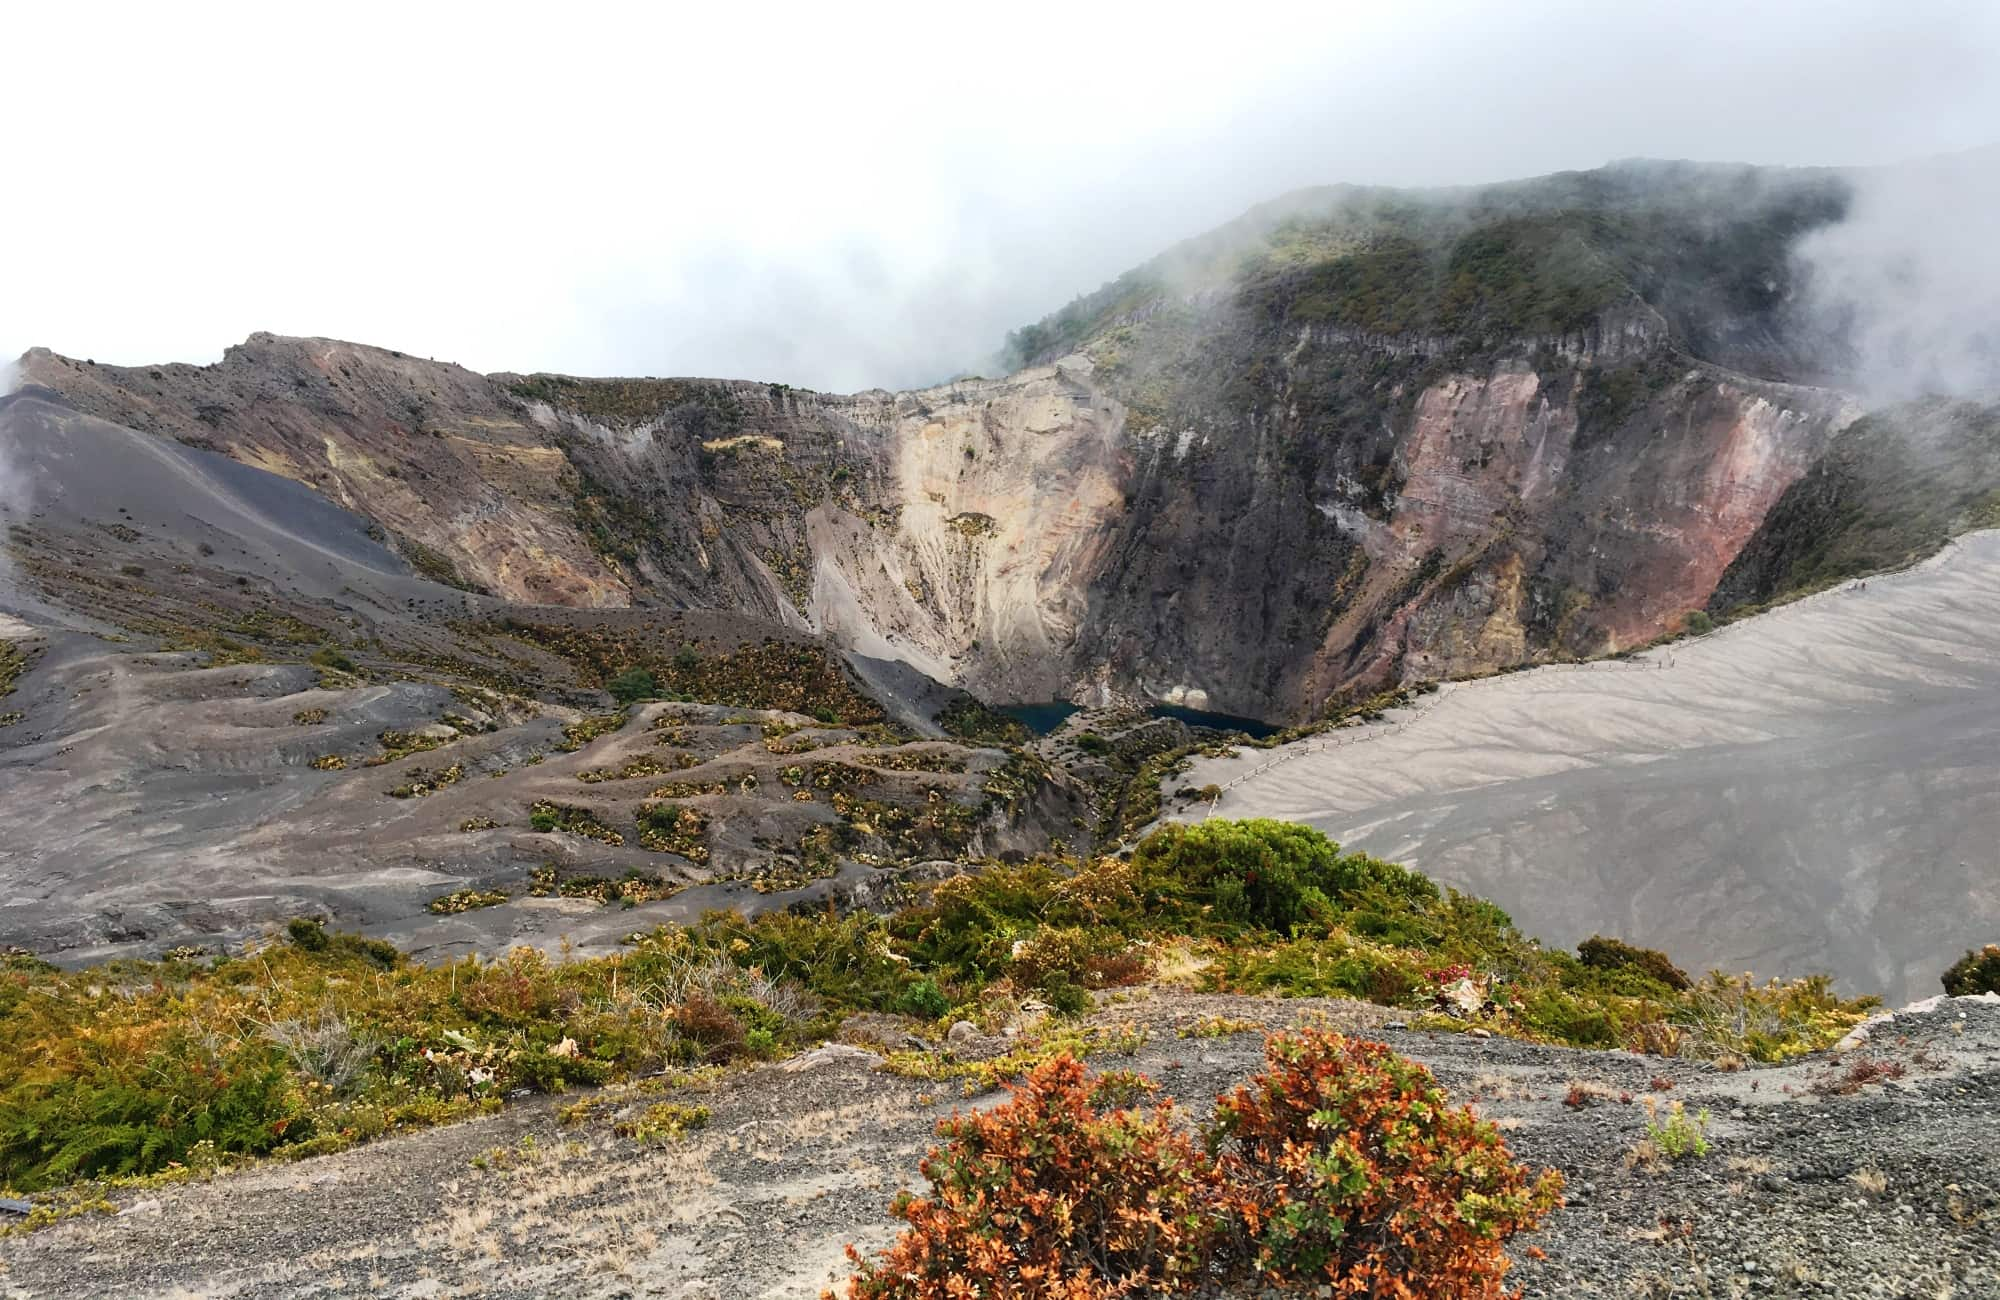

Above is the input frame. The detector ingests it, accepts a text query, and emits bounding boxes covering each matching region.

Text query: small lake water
[999,701,1284,740]
[997,702,1081,734]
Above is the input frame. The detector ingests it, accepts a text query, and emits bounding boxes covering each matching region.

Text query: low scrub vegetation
[1629,1097,1712,1167]
[494,621,886,725]
[527,800,623,845]
[1941,943,2000,996]
[0,820,1870,1198]
[428,889,509,915]
[834,1029,1560,1298]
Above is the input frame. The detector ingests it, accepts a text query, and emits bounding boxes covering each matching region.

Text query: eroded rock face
[21,336,630,607]
[1060,344,1852,717]
[807,357,1130,703]
[22,327,1854,722]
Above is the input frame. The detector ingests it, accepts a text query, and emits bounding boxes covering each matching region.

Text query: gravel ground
[3,991,1995,1300]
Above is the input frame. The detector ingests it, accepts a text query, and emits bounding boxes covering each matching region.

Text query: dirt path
[5,992,1995,1299]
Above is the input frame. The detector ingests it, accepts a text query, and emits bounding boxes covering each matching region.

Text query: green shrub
[895,979,949,1022]
[1515,988,1619,1048]
[1942,944,2000,996]
[1132,819,1435,935]
[1577,935,1692,992]
[310,645,357,674]
[286,917,330,952]
[1208,1029,1562,1295]
[606,668,659,705]
[0,1043,305,1188]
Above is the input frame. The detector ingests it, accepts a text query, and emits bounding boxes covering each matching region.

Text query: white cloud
[2,0,1997,391]
[1797,146,2000,400]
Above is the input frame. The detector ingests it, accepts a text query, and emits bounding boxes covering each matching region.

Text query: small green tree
[607,668,658,705]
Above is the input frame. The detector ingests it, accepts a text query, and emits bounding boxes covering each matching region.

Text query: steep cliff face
[1048,340,1850,716]
[1711,399,2000,612]
[19,160,1871,722]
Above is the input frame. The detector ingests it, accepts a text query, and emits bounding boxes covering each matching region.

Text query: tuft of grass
[428,889,509,915]
[1629,1097,1711,1168]
[1177,1014,1265,1039]
[554,711,629,753]
[613,1102,710,1144]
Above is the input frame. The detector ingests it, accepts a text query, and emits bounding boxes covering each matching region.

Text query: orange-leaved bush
[1208,1028,1564,1297]
[833,1031,1561,1299]
[831,1054,1217,1299]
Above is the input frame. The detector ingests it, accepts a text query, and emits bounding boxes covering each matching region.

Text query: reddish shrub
[1812,1056,1907,1097]
[1081,947,1152,989]
[1008,927,1149,992]
[454,950,571,1023]
[832,1032,1562,1300]
[832,1055,1217,1298]
[1208,1029,1563,1298]
[672,992,746,1062]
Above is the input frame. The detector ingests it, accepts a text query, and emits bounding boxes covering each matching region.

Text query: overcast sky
[3,1,1997,393]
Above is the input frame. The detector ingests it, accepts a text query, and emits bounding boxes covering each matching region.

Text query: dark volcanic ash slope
[20,159,1871,723]
[0,390,1087,966]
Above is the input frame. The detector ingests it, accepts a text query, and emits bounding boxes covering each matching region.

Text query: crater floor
[1175,532,2000,1005]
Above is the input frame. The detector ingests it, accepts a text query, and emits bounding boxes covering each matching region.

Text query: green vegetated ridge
[0,820,1874,1199]
[1002,161,1847,431]
[503,374,747,432]
[1710,398,2000,614]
